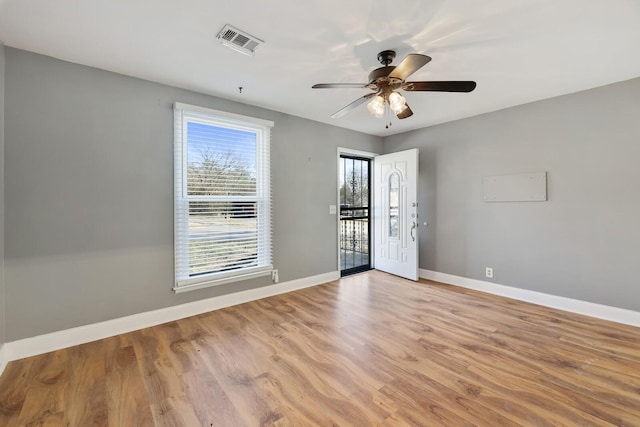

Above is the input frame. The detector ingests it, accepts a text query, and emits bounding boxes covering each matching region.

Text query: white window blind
[174,103,273,292]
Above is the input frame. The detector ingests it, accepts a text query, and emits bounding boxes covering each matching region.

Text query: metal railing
[340,207,370,272]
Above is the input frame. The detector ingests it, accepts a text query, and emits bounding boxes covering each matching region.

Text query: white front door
[374,148,419,280]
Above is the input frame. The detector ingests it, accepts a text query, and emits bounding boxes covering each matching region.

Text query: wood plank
[129,329,202,426]
[65,341,108,426]
[105,343,154,427]
[8,349,69,427]
[0,357,37,424]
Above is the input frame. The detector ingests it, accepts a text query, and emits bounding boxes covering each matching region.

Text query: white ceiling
[1,0,639,136]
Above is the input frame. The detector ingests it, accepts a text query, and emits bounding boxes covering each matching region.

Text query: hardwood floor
[1,270,639,426]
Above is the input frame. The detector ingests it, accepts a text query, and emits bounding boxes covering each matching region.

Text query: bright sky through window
[187,122,256,179]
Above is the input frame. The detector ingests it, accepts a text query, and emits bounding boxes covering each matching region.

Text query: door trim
[337,148,378,273]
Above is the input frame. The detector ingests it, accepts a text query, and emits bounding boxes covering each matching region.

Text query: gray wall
[0,43,5,348]
[384,78,640,311]
[4,48,382,341]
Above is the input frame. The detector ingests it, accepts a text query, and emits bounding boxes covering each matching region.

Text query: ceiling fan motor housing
[369,51,404,86]
[368,66,403,89]
[369,66,394,83]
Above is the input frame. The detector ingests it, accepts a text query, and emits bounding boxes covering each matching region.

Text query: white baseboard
[419,269,640,327]
[0,344,7,378]
[4,271,340,363]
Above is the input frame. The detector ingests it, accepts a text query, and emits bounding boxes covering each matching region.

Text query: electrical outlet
[272,269,279,283]
[485,267,493,279]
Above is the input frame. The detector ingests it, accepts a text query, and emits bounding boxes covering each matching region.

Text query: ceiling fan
[312,50,476,125]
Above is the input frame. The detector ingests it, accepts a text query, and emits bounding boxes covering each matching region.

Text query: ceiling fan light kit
[367,95,385,118]
[388,92,408,114]
[312,50,476,126]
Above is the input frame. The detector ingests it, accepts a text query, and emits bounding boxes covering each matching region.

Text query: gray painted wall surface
[4,48,382,341]
[0,43,5,347]
[384,78,640,311]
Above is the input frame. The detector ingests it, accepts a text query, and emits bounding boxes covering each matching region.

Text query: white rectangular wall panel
[483,172,547,202]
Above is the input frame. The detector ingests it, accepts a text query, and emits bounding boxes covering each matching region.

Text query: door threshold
[340,267,373,278]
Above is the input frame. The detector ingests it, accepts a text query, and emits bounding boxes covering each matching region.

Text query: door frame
[336,147,378,274]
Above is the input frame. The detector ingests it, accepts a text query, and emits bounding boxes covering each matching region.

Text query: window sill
[173,266,273,293]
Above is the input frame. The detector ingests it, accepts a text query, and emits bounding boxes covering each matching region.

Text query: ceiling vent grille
[216,24,264,56]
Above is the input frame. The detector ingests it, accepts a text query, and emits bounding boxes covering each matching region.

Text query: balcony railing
[340,207,370,273]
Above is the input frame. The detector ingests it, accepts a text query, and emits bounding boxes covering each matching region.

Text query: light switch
[329,205,337,215]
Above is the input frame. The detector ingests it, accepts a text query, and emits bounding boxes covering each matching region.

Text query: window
[174,103,273,292]
[388,172,400,238]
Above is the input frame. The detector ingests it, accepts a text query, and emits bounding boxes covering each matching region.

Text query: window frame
[173,102,273,293]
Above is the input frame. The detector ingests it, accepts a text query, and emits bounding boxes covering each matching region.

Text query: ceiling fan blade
[312,83,368,89]
[403,81,477,92]
[388,54,431,81]
[330,93,375,118]
[396,104,413,120]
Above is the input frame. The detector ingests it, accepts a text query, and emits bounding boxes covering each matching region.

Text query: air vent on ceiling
[216,24,264,56]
